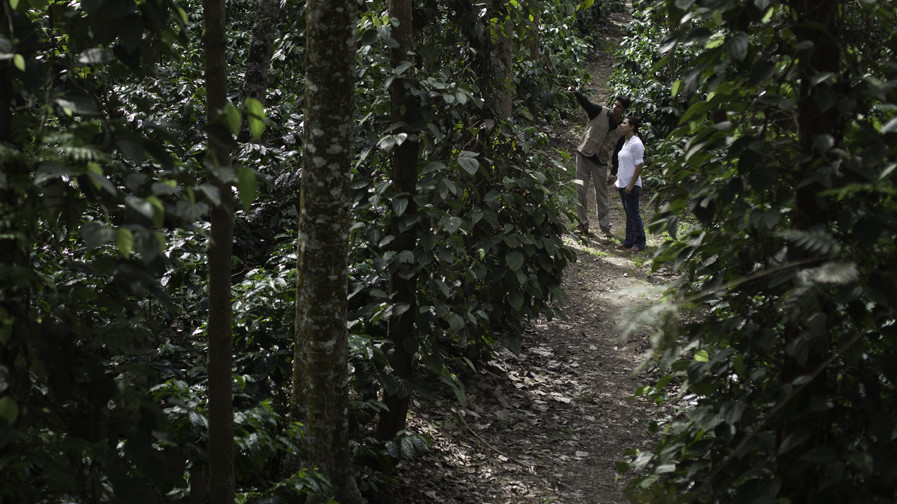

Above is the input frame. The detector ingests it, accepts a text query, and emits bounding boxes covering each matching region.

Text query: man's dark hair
[615,95,631,109]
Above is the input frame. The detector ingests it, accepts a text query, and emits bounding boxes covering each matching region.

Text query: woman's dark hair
[625,115,641,135]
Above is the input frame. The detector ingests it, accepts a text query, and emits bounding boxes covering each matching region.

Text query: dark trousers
[618,186,646,249]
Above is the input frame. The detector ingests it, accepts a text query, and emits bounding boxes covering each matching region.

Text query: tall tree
[376,0,421,442]
[523,0,540,61]
[495,5,514,120]
[778,0,843,499]
[289,0,364,501]
[239,0,280,141]
[202,0,235,499]
[619,0,897,501]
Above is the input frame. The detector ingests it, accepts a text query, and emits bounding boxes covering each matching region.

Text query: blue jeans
[618,186,645,250]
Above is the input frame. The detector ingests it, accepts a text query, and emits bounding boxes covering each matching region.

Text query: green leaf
[116,227,133,257]
[671,80,683,98]
[439,374,466,407]
[236,166,257,212]
[378,134,408,152]
[778,429,812,455]
[198,184,221,206]
[393,197,408,217]
[749,60,777,86]
[81,221,115,248]
[505,251,525,271]
[13,54,25,71]
[422,161,446,173]
[722,400,746,425]
[126,195,155,220]
[57,95,101,116]
[800,447,836,464]
[394,60,414,75]
[86,163,118,195]
[146,196,165,227]
[0,397,18,424]
[34,162,72,185]
[400,436,415,458]
[443,216,463,233]
[458,156,478,175]
[881,116,897,133]
[448,313,465,333]
[727,32,748,61]
[225,100,241,135]
[245,98,266,140]
[810,262,858,285]
[508,291,524,311]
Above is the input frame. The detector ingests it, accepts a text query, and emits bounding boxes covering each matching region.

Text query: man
[567,87,630,237]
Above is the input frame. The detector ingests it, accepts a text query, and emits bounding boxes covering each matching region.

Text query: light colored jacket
[577,109,624,164]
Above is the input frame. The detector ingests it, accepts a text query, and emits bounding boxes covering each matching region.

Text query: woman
[613,116,646,252]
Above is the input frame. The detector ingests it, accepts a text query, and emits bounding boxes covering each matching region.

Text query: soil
[387,7,674,504]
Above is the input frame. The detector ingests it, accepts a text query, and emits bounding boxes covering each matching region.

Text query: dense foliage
[0,0,622,501]
[611,0,897,502]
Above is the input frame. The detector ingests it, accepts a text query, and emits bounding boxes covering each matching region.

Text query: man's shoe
[601,227,614,239]
[614,243,627,250]
[574,224,589,235]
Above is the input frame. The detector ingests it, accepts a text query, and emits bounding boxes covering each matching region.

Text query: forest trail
[389,7,673,503]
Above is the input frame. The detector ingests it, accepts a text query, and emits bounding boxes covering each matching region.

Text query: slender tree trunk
[241,0,279,106]
[239,0,280,141]
[376,0,420,442]
[779,0,841,499]
[524,2,540,62]
[0,66,10,140]
[289,0,364,501]
[202,0,235,500]
[496,11,514,120]
[792,0,841,229]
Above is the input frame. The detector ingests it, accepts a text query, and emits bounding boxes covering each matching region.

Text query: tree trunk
[376,0,420,442]
[202,0,235,500]
[524,3,540,62]
[0,65,10,140]
[239,0,280,140]
[779,0,841,499]
[289,0,364,501]
[792,0,841,230]
[496,13,514,120]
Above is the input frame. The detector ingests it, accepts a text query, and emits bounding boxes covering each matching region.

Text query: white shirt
[615,135,644,188]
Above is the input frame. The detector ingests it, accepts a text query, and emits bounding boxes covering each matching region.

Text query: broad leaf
[236,166,257,212]
[505,251,524,271]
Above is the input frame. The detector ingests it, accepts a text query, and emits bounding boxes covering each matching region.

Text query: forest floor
[387,7,676,504]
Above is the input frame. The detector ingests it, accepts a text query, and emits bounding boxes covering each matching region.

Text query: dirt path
[386,7,672,504]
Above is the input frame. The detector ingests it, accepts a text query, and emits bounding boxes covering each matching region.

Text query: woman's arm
[625,162,643,194]
[625,140,645,194]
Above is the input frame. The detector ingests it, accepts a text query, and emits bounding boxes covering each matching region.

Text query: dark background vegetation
[2,0,897,502]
